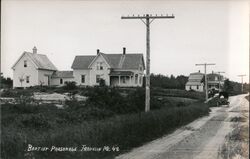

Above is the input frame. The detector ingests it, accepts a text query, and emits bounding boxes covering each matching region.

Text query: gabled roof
[207,73,223,81]
[71,52,145,70]
[71,55,95,69]
[188,72,204,80]
[12,52,57,71]
[51,71,73,78]
[186,71,204,86]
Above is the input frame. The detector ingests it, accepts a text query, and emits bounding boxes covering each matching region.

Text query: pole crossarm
[216,71,225,74]
[121,13,175,112]
[121,14,175,19]
[195,63,216,66]
[238,75,246,77]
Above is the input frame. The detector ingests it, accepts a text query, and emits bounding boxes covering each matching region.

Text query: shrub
[99,79,106,87]
[85,87,128,113]
[85,87,164,114]
[63,81,77,90]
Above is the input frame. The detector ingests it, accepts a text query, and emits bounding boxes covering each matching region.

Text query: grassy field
[151,87,205,100]
[1,87,209,159]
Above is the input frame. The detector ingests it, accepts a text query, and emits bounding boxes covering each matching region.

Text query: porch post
[137,75,140,85]
[118,76,121,85]
[130,76,132,85]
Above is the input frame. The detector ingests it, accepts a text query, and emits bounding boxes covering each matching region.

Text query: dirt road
[116,94,249,159]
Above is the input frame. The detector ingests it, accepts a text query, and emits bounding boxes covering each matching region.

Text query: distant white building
[207,71,224,91]
[185,70,225,92]
[71,48,145,87]
[12,47,145,88]
[185,71,204,92]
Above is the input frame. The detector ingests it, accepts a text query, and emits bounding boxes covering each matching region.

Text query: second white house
[71,48,145,87]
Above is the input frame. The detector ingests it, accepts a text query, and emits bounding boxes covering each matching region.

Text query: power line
[121,14,175,112]
[195,63,216,101]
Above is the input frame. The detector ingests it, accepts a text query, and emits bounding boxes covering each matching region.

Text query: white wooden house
[71,48,145,87]
[12,47,58,88]
[185,71,204,92]
[207,71,224,91]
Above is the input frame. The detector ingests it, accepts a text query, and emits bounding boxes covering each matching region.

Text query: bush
[85,87,166,114]
[86,87,128,114]
[63,81,77,90]
[99,79,106,87]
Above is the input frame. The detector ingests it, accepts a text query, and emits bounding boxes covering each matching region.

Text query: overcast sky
[1,0,249,83]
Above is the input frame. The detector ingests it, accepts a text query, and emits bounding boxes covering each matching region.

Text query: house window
[24,60,27,67]
[60,78,63,84]
[139,65,143,71]
[26,76,30,83]
[197,85,199,89]
[81,75,85,83]
[190,86,192,90]
[97,62,103,70]
[135,74,138,84]
[96,75,101,83]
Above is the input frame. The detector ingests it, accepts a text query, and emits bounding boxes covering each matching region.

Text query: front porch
[109,71,141,87]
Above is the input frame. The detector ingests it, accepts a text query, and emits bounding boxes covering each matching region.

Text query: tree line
[149,74,188,89]
[223,79,249,95]
[0,73,13,88]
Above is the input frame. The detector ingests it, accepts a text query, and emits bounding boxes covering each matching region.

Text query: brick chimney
[33,46,37,54]
[97,49,100,54]
[123,47,126,55]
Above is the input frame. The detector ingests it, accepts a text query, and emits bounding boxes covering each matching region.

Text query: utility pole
[238,75,246,93]
[121,14,175,112]
[195,63,216,101]
[216,71,225,92]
